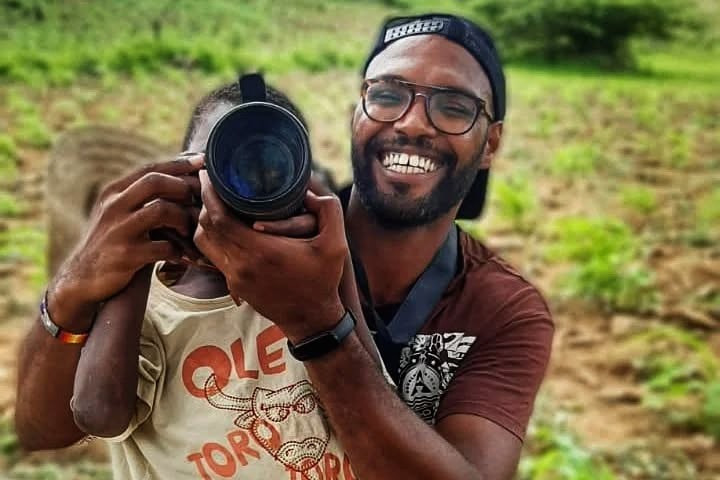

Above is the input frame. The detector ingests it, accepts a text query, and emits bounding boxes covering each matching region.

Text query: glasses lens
[364,81,412,122]
[429,92,478,134]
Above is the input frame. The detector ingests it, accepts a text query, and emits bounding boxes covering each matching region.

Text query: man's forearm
[303,331,481,480]
[15,283,97,450]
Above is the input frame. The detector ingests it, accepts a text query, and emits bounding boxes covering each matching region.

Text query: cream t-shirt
[106,267,359,480]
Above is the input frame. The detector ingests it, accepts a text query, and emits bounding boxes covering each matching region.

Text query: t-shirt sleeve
[103,317,165,442]
[435,287,554,442]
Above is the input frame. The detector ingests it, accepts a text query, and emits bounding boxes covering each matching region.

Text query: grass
[0,0,391,86]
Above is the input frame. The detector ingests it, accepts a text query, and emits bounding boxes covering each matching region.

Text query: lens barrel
[205,102,312,220]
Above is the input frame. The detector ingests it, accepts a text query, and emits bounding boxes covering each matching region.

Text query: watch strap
[287,310,356,361]
[40,290,91,345]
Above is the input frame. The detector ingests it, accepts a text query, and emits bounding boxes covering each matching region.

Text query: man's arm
[193,173,529,479]
[301,329,522,479]
[15,157,202,450]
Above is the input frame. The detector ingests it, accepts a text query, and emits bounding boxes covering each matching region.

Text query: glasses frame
[361,78,494,135]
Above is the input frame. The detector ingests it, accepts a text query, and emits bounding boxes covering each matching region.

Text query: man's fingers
[129,199,194,237]
[104,154,204,194]
[198,170,255,240]
[121,172,198,211]
[253,213,318,238]
[304,191,343,230]
[309,172,334,196]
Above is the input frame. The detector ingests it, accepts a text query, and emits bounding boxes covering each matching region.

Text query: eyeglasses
[361,78,493,135]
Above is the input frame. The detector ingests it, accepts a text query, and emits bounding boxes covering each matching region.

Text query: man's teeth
[381,152,438,174]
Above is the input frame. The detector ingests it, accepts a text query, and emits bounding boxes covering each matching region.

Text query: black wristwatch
[287,310,356,361]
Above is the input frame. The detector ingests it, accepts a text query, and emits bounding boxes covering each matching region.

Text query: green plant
[492,175,538,233]
[631,326,720,440]
[545,217,657,312]
[0,192,23,217]
[620,185,657,215]
[473,0,692,66]
[550,143,601,177]
[0,134,19,183]
[15,113,53,148]
[520,410,615,480]
[0,226,47,289]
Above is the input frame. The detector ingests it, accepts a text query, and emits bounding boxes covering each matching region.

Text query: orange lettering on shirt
[187,452,212,480]
[226,428,261,467]
[257,325,286,375]
[202,442,237,478]
[230,338,259,379]
[182,345,232,398]
[323,452,341,480]
[301,465,324,480]
[342,453,357,480]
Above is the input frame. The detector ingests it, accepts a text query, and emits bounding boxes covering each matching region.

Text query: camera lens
[206,102,311,220]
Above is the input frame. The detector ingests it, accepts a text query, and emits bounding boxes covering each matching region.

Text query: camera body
[205,74,312,220]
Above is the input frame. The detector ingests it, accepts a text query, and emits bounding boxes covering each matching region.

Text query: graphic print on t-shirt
[202,374,330,479]
[398,332,476,423]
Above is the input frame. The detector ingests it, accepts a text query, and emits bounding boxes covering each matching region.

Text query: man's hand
[51,155,203,326]
[194,170,347,341]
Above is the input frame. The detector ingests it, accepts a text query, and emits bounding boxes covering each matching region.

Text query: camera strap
[238,73,267,102]
[350,225,458,346]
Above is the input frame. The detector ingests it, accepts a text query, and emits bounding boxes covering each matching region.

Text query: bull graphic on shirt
[398,332,476,424]
[203,375,329,477]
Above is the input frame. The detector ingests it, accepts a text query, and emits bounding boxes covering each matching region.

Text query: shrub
[472,0,688,66]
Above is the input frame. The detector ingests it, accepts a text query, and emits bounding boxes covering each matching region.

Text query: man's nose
[392,94,438,139]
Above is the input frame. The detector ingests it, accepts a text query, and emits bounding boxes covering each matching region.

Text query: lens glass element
[227,134,295,200]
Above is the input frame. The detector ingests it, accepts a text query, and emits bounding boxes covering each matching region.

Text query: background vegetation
[1,0,718,478]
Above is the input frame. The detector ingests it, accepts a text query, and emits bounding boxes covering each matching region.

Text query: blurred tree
[471,0,697,67]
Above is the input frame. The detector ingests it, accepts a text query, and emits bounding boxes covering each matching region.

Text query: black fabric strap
[351,225,458,346]
[239,73,266,102]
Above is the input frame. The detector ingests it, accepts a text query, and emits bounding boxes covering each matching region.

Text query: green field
[1,1,719,479]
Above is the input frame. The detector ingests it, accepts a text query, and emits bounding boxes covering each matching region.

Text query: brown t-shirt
[393,230,554,441]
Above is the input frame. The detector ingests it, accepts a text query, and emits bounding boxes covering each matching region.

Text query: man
[190,13,553,479]
[17,12,553,480]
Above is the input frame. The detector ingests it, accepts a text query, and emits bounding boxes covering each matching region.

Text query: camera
[205,73,312,220]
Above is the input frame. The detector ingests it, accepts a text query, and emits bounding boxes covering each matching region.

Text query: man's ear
[480,121,503,169]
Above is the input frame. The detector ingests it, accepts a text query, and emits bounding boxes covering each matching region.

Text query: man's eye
[438,103,474,118]
[369,89,405,105]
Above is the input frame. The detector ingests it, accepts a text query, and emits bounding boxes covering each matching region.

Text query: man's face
[351,35,501,229]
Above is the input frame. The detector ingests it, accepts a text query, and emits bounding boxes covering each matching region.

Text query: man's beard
[351,134,486,230]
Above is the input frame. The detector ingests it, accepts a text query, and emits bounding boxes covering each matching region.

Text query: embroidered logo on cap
[384,18,446,43]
